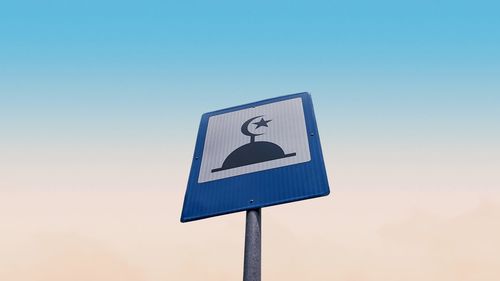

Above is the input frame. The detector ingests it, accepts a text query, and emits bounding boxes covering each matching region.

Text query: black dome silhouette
[212,141,296,172]
[211,115,297,173]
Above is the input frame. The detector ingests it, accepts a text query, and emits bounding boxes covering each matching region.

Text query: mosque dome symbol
[211,116,296,173]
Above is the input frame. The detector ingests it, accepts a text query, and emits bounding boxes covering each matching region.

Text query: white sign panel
[198,97,311,183]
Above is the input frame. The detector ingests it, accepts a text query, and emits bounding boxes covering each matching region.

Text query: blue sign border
[181,92,330,222]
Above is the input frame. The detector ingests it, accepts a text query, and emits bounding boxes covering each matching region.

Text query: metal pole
[243,208,261,281]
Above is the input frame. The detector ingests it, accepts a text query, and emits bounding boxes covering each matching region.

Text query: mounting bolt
[310,132,315,136]
[249,199,254,204]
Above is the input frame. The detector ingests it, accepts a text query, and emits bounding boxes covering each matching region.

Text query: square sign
[181,92,330,222]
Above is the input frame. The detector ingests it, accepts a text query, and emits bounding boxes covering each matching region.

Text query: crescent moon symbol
[241,115,264,138]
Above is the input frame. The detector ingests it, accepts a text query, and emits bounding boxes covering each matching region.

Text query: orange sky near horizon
[1,187,499,281]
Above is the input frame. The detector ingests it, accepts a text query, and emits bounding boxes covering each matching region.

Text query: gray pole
[243,208,261,281]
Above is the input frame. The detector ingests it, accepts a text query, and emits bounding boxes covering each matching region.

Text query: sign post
[181,92,331,280]
[243,209,261,281]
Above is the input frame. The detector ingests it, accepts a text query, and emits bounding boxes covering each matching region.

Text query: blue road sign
[181,92,330,222]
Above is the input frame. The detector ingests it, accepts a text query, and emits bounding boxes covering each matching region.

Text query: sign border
[181,92,330,222]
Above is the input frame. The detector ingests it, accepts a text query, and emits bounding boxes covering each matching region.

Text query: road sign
[181,92,330,222]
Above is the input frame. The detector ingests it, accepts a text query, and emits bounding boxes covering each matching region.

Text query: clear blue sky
[1,0,499,191]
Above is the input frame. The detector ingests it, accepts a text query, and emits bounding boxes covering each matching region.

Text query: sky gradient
[1,1,499,280]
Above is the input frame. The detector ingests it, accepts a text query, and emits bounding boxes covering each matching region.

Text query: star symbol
[253,118,272,129]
